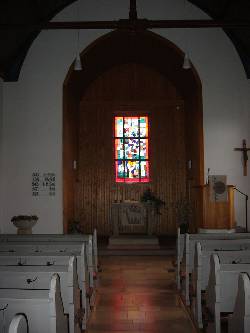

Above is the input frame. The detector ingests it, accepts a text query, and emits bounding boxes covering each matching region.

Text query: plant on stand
[140,188,165,215]
[68,219,83,234]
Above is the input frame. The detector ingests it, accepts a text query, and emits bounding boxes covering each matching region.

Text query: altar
[111,201,156,236]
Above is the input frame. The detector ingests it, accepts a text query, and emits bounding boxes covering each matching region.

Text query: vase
[12,219,37,234]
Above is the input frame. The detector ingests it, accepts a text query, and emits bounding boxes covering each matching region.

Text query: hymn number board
[32,172,56,197]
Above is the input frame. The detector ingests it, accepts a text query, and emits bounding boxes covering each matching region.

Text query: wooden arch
[63,29,204,233]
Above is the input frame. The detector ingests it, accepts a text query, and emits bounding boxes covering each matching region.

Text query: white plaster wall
[2,0,250,233]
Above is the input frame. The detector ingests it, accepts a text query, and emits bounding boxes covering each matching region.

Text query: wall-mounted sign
[32,172,56,197]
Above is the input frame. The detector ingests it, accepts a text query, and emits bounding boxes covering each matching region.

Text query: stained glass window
[114,116,149,183]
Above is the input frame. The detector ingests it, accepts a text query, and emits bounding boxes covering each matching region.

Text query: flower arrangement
[140,188,165,215]
[68,220,83,234]
[11,215,38,222]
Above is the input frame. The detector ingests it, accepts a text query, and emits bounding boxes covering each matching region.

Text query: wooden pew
[0,240,96,307]
[176,229,250,290]
[0,235,97,290]
[228,272,250,333]
[93,229,98,273]
[0,249,89,325]
[0,241,95,306]
[8,314,28,333]
[176,228,185,289]
[205,254,250,333]
[0,256,82,333]
[181,236,250,305]
[0,274,68,333]
[193,242,250,328]
[0,233,98,307]
[0,230,98,279]
[0,242,89,285]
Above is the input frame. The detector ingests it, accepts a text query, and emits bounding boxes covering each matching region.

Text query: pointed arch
[63,29,204,233]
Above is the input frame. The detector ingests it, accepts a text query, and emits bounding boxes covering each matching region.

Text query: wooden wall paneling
[185,91,204,232]
[76,63,187,235]
[63,30,204,235]
[64,60,203,235]
[63,88,79,233]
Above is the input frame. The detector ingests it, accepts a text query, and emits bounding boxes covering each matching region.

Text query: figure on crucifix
[234,139,250,176]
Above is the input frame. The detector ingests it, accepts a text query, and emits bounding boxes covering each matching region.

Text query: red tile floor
[87,256,197,333]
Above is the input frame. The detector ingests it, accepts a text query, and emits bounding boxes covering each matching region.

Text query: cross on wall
[234,139,250,176]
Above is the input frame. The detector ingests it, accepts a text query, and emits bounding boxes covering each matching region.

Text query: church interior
[0,0,250,332]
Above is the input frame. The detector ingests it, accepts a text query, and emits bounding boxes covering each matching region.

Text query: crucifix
[234,139,250,176]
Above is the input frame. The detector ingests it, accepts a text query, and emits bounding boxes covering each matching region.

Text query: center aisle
[87,256,197,333]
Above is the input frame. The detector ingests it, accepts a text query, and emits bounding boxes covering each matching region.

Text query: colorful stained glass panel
[124,117,139,137]
[140,139,148,159]
[116,160,125,182]
[115,139,124,159]
[124,160,140,180]
[139,117,148,137]
[115,117,123,137]
[140,161,149,181]
[114,115,149,183]
[124,139,140,159]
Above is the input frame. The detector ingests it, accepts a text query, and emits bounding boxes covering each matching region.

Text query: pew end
[0,232,99,332]
[8,314,28,333]
[228,273,250,333]
[205,254,221,333]
[0,274,68,333]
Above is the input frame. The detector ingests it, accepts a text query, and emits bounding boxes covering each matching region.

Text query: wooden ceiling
[1,0,250,81]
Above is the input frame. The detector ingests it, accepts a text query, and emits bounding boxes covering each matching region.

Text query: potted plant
[173,198,192,233]
[140,188,165,215]
[68,219,83,234]
[11,215,38,234]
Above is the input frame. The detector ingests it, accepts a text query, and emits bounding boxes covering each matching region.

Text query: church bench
[228,273,250,333]
[176,228,185,289]
[0,237,95,280]
[0,242,92,286]
[0,229,98,274]
[0,241,96,309]
[8,314,28,333]
[176,229,250,290]
[0,256,82,332]
[0,237,97,291]
[0,274,68,333]
[0,249,90,321]
[205,254,250,333]
[192,242,250,328]
[181,236,250,305]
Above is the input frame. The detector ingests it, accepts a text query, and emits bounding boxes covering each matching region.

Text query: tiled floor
[87,256,197,333]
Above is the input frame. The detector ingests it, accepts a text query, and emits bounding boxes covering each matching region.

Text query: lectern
[194,184,235,232]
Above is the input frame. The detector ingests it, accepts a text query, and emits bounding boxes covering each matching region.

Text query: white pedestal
[12,219,37,234]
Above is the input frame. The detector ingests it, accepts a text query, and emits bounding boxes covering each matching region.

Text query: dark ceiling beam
[1,19,250,30]
[129,0,138,21]
[147,19,250,29]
